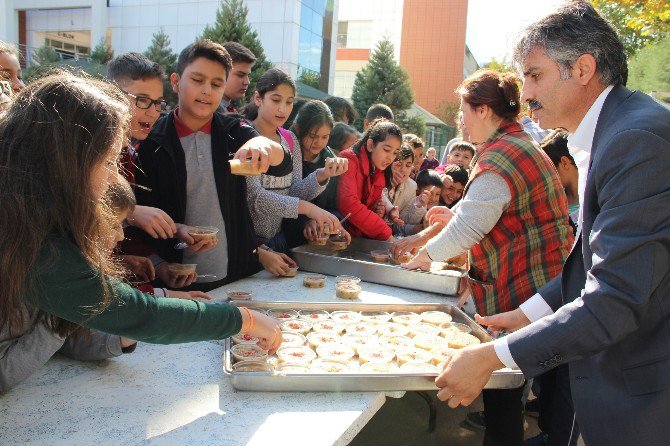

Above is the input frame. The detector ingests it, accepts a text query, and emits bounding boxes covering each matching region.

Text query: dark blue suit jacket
[506,86,670,445]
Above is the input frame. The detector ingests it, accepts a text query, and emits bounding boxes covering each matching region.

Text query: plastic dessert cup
[187,226,219,243]
[330,310,363,324]
[400,361,439,374]
[280,319,312,335]
[359,311,392,324]
[390,251,413,265]
[420,311,453,325]
[335,275,361,285]
[279,332,307,347]
[335,283,361,299]
[439,322,473,335]
[231,332,259,345]
[231,344,268,362]
[316,343,355,362]
[229,159,261,176]
[282,266,298,277]
[308,235,329,246]
[310,359,351,373]
[167,263,197,275]
[298,309,330,322]
[226,290,253,301]
[232,360,272,372]
[303,275,326,288]
[327,235,348,250]
[267,309,299,321]
[275,363,310,373]
[306,332,342,349]
[276,346,316,364]
[370,250,389,263]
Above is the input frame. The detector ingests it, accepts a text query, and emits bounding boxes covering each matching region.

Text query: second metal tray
[223,301,524,392]
[291,238,467,296]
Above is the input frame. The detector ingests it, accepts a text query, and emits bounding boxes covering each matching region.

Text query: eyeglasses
[123,91,167,112]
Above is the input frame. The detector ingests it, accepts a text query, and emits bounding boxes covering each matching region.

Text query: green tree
[396,112,426,140]
[200,0,272,103]
[23,45,61,82]
[298,68,321,89]
[90,38,114,65]
[591,0,670,57]
[144,27,179,107]
[483,56,516,73]
[627,34,670,94]
[435,100,461,129]
[350,37,414,130]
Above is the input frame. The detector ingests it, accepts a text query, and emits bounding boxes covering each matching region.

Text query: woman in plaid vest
[403,69,573,446]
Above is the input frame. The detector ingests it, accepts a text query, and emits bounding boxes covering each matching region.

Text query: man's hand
[475,309,531,338]
[300,202,342,235]
[401,247,431,271]
[155,262,196,289]
[119,255,156,282]
[435,343,504,408]
[127,205,177,239]
[175,224,218,253]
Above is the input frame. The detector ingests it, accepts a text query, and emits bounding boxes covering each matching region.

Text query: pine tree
[23,45,61,82]
[351,37,414,130]
[200,0,273,103]
[144,28,179,107]
[90,38,114,65]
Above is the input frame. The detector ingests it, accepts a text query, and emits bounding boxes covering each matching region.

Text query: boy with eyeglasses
[107,52,177,282]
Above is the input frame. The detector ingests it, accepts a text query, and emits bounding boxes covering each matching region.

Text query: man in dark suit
[434,3,670,445]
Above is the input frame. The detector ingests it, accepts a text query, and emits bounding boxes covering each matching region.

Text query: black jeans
[482,386,525,446]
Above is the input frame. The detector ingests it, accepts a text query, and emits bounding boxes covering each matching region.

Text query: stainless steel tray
[291,238,467,296]
[223,301,524,392]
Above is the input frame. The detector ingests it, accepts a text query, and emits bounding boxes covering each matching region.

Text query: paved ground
[350,391,585,446]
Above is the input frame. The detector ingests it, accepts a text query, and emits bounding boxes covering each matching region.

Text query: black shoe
[465,411,486,431]
[524,432,549,446]
[525,398,540,418]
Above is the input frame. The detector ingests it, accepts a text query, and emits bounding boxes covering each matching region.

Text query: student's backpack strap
[277,126,294,152]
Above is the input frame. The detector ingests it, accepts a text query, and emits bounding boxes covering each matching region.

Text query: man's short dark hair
[416,169,443,190]
[540,128,574,167]
[513,1,627,85]
[107,52,164,84]
[442,164,469,186]
[222,41,256,64]
[365,103,394,122]
[176,39,232,77]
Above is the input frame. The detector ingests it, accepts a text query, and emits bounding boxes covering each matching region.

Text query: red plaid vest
[466,121,573,316]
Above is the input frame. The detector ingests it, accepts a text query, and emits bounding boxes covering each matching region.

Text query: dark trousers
[482,386,525,446]
[537,365,579,446]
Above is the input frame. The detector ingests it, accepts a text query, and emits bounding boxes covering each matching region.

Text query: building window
[337,21,348,48]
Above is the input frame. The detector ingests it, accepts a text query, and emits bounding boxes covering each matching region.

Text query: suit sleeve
[507,129,670,378]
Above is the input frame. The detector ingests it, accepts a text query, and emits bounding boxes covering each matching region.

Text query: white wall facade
[1,0,337,93]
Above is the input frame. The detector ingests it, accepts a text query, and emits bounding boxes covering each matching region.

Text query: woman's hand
[391,233,425,259]
[155,262,197,289]
[401,247,432,271]
[235,137,273,173]
[373,200,386,219]
[166,290,212,301]
[300,202,342,235]
[426,206,455,226]
[127,205,176,239]
[242,309,283,354]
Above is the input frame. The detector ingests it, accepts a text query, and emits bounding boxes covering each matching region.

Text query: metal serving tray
[223,301,524,392]
[291,238,467,296]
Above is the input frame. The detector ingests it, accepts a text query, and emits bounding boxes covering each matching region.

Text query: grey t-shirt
[180,131,229,283]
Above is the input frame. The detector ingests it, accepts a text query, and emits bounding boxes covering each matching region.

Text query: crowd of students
[4,3,662,443]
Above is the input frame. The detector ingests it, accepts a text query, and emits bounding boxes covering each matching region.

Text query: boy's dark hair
[176,39,232,77]
[324,96,357,125]
[449,141,476,157]
[107,52,165,84]
[328,122,359,153]
[403,133,424,149]
[540,128,574,167]
[242,67,296,121]
[395,142,415,162]
[222,41,257,64]
[442,164,469,186]
[104,177,136,215]
[365,103,394,122]
[416,169,443,190]
[290,100,334,143]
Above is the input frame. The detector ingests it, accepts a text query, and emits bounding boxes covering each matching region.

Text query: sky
[466,0,566,65]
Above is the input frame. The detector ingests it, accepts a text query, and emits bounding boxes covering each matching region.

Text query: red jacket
[336,148,392,240]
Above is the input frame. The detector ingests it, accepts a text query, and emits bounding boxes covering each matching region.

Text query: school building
[0,0,339,93]
[335,0,478,115]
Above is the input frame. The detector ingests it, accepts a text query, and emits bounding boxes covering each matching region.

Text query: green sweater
[31,238,242,344]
